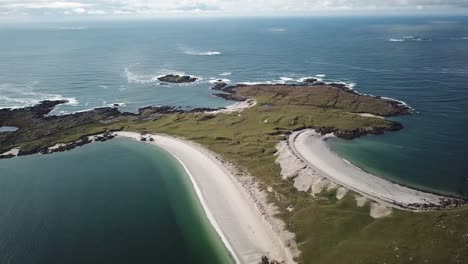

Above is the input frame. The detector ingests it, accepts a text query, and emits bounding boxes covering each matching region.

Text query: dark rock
[259,256,285,264]
[311,81,326,86]
[157,74,197,83]
[302,78,317,84]
[0,154,15,159]
[212,82,228,90]
[213,93,247,102]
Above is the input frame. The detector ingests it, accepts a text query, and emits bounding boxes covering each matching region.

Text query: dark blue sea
[4,17,465,195]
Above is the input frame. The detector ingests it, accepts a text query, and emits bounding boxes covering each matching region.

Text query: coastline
[114,132,298,264]
[278,129,462,211]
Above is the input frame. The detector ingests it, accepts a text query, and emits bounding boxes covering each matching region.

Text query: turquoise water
[0,139,233,264]
[0,17,467,193]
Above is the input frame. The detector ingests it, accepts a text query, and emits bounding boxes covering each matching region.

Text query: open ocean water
[0,16,468,263]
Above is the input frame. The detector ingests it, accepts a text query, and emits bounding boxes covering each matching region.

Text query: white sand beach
[0,147,20,157]
[285,129,451,210]
[114,132,297,264]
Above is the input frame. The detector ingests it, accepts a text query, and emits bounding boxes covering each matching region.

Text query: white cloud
[3,1,89,9]
[73,7,86,13]
[87,9,106,14]
[0,0,467,17]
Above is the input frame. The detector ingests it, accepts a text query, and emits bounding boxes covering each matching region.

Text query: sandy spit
[285,129,453,210]
[114,132,297,264]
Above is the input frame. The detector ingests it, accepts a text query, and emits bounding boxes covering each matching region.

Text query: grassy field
[1,84,467,263]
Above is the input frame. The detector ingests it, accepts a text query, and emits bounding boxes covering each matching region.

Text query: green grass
[1,85,467,263]
[119,106,468,263]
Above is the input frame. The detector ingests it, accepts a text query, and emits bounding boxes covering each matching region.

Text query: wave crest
[0,83,78,109]
[179,45,221,56]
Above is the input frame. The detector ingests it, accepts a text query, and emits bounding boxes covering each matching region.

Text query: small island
[157,74,197,83]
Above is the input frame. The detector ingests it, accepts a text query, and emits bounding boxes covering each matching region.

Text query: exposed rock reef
[157,74,197,83]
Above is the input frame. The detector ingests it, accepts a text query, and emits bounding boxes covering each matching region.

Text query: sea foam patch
[388,36,431,42]
[125,67,197,84]
[209,78,231,84]
[268,28,286,32]
[178,45,221,56]
[0,83,78,109]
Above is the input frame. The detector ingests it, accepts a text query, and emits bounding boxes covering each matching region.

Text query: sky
[0,0,468,19]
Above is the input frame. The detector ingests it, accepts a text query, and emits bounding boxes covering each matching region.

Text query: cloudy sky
[1,0,467,18]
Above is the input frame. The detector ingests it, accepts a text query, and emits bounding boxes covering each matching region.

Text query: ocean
[0,139,233,264]
[0,16,468,262]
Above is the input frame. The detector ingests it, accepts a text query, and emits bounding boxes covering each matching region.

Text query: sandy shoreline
[114,132,297,264]
[281,129,459,211]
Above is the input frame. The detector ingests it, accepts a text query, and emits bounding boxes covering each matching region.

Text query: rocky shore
[0,78,414,158]
[284,122,404,140]
[211,81,411,117]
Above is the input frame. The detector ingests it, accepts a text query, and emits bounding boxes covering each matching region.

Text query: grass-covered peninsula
[1,82,467,263]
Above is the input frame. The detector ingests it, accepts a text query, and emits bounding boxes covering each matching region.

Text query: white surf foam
[219,72,232,76]
[389,37,431,42]
[179,45,221,56]
[297,76,322,82]
[208,78,231,84]
[268,28,286,32]
[323,80,356,89]
[450,37,468,40]
[0,83,78,109]
[125,67,198,85]
[125,67,162,84]
[380,96,411,108]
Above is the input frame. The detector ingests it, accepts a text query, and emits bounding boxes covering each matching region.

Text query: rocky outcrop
[211,81,228,90]
[259,256,286,264]
[302,78,317,84]
[157,74,197,83]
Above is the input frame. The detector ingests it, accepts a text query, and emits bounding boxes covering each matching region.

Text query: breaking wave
[208,78,231,84]
[179,45,221,56]
[268,28,286,32]
[124,67,199,84]
[0,83,78,109]
[125,67,162,84]
[389,36,432,42]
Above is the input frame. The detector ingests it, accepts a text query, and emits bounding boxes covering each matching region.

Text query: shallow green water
[0,139,233,264]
